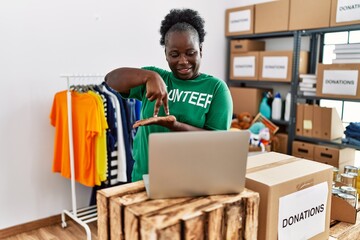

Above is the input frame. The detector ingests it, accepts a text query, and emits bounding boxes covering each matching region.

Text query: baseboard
[0,214,62,239]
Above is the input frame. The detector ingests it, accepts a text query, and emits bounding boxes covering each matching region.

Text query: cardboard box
[303,104,314,137]
[314,145,355,171]
[246,152,333,240]
[259,51,309,82]
[317,63,360,99]
[330,0,360,27]
[289,0,331,30]
[225,6,254,36]
[320,107,344,140]
[272,133,288,154]
[254,0,290,34]
[230,39,265,53]
[229,87,270,117]
[292,140,315,160]
[230,52,260,80]
[296,103,304,136]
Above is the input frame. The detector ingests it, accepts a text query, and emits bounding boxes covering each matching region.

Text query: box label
[322,70,358,95]
[278,182,328,240]
[262,56,288,79]
[336,0,360,23]
[233,56,256,77]
[229,10,251,33]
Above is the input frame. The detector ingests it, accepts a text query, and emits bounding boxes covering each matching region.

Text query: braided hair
[159,8,206,46]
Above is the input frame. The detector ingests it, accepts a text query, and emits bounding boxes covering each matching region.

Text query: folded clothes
[344,122,360,140]
[342,137,360,147]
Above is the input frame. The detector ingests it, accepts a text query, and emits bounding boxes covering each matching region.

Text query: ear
[199,45,203,57]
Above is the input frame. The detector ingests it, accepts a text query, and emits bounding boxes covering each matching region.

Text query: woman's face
[165,31,202,80]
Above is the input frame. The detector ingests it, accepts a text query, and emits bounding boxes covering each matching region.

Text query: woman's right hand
[145,72,170,117]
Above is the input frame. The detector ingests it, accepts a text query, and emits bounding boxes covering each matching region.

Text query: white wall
[0,0,229,229]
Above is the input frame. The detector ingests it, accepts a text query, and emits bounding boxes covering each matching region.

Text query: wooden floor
[1,220,98,240]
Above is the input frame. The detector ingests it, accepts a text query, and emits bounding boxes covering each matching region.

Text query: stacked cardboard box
[229,39,265,81]
[316,63,360,100]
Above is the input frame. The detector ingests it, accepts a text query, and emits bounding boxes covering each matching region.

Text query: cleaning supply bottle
[271,92,282,120]
[284,92,291,121]
[259,92,271,119]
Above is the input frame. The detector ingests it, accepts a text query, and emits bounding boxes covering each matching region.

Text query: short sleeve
[204,81,233,130]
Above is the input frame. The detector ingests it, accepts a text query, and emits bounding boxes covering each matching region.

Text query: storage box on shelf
[97,181,260,240]
[272,133,289,154]
[259,51,309,82]
[246,152,333,240]
[292,140,316,160]
[292,140,355,171]
[330,0,360,27]
[230,52,260,81]
[230,39,265,53]
[229,87,271,117]
[254,0,290,34]
[225,6,254,36]
[314,145,355,172]
[316,63,360,99]
[289,0,332,30]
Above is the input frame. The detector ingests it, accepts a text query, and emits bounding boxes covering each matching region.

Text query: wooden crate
[329,210,360,240]
[97,181,259,240]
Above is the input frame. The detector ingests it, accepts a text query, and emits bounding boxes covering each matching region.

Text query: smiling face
[165,30,202,80]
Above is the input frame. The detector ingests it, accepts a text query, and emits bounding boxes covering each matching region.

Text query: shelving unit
[226,24,360,154]
[226,30,302,154]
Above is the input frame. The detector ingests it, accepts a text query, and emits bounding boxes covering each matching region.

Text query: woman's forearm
[105,67,157,94]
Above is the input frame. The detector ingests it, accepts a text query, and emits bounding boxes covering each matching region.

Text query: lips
[177,67,192,74]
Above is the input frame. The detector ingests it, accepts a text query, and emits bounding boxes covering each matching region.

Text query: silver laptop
[143,130,250,199]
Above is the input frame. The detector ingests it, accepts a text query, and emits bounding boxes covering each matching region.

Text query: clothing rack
[60,74,105,240]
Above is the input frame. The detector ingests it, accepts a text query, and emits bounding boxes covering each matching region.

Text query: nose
[179,54,188,64]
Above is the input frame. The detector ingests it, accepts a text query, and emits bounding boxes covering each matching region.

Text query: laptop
[143,130,250,199]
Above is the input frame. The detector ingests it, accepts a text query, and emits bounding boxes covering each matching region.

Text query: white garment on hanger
[101,86,127,182]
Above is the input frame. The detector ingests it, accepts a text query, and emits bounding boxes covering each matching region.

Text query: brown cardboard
[303,104,314,137]
[246,152,333,240]
[225,6,254,36]
[254,0,290,34]
[230,39,265,53]
[320,107,344,140]
[296,103,304,136]
[289,0,331,30]
[292,140,315,160]
[272,133,288,154]
[312,105,322,139]
[316,63,360,99]
[331,194,357,224]
[259,51,309,82]
[230,52,260,80]
[229,87,270,117]
[330,0,360,27]
[314,145,355,171]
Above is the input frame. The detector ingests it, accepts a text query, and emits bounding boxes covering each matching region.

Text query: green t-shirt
[124,66,233,181]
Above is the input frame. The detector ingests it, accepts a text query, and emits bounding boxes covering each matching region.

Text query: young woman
[105,8,233,181]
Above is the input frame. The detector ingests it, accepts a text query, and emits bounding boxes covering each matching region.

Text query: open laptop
[143,130,250,199]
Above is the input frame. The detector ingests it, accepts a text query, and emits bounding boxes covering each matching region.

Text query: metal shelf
[300,24,360,35]
[228,80,291,86]
[297,95,360,103]
[228,31,296,40]
[271,119,289,126]
[295,136,360,151]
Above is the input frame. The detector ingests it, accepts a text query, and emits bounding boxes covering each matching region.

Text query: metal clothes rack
[60,74,104,240]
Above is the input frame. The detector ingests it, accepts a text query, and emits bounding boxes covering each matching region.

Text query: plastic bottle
[259,92,271,119]
[271,92,282,120]
[284,92,291,121]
